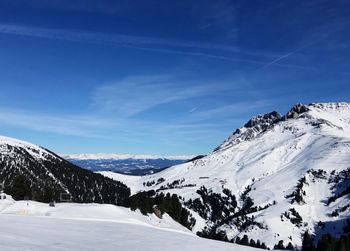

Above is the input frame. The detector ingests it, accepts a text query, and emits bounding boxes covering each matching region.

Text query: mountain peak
[244,111,281,128]
[215,102,349,152]
[282,103,309,120]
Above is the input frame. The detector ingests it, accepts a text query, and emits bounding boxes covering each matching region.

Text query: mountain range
[62,153,193,175]
[0,102,349,250]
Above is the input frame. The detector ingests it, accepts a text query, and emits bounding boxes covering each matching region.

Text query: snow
[98,171,142,194]
[0,215,260,251]
[0,135,51,160]
[61,153,194,161]
[0,196,256,251]
[100,102,350,249]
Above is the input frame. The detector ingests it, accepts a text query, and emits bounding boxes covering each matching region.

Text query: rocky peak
[282,103,309,120]
[244,111,281,128]
[215,102,349,152]
[215,111,282,151]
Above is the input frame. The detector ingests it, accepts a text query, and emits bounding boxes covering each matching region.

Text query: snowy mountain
[62,153,193,175]
[101,102,350,249]
[0,136,130,204]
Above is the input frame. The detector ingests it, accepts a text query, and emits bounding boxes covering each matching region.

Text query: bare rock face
[215,111,282,151]
[282,103,310,120]
[244,111,281,128]
[216,103,315,151]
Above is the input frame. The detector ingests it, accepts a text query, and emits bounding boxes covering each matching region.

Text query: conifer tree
[241,235,249,246]
[8,174,32,200]
[302,231,314,251]
[274,240,285,250]
[235,237,241,244]
[286,242,294,250]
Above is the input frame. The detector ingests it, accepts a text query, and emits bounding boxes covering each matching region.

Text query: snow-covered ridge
[216,102,350,151]
[0,135,52,160]
[61,153,195,161]
[0,134,130,204]
[310,102,350,110]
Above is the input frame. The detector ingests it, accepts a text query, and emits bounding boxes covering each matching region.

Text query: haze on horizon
[0,0,349,155]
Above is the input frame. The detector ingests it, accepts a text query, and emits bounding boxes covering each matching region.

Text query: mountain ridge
[103,102,350,249]
[0,135,130,204]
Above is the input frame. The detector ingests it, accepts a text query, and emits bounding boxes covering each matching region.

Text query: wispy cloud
[0,109,115,138]
[190,100,273,120]
[188,106,200,113]
[92,75,238,117]
[0,23,244,54]
[1,0,131,14]
[0,23,314,68]
[0,74,270,141]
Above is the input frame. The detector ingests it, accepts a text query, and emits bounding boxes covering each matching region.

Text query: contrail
[257,42,315,71]
[256,25,345,71]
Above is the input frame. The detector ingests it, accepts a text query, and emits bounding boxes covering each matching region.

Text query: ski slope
[0,195,256,251]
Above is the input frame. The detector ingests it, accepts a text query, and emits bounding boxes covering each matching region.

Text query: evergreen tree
[316,234,335,251]
[274,240,285,250]
[250,239,256,247]
[256,239,261,248]
[302,231,314,251]
[8,174,32,200]
[338,235,350,251]
[42,186,55,203]
[286,242,294,250]
[241,235,249,246]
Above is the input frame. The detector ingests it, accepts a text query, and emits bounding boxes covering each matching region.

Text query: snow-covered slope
[102,102,350,249]
[0,195,257,251]
[0,135,130,204]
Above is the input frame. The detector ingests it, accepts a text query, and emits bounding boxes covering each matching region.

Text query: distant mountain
[102,102,350,249]
[0,136,130,204]
[62,154,194,175]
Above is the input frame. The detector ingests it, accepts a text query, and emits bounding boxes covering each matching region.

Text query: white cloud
[0,23,298,66]
[0,109,115,138]
[92,75,236,117]
[0,23,244,53]
[190,100,273,120]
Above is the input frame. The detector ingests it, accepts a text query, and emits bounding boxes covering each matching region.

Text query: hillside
[102,102,350,249]
[0,195,257,251]
[0,136,130,204]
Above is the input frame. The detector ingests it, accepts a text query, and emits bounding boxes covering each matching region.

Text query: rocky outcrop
[282,104,309,120]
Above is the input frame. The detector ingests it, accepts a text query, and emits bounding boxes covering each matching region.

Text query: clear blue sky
[0,0,349,155]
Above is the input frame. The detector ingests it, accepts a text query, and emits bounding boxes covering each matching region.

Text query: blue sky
[0,0,349,155]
